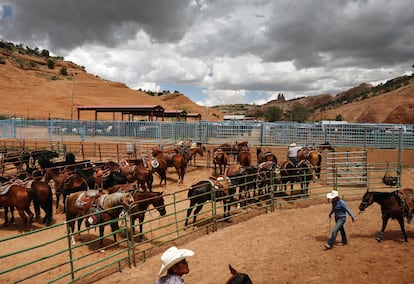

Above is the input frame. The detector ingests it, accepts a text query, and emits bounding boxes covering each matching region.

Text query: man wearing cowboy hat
[325,190,355,249]
[287,142,302,166]
[155,246,195,284]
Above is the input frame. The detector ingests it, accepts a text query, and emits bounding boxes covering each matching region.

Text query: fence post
[65,221,76,282]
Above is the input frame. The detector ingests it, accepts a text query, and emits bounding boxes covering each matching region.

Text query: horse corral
[1,143,414,283]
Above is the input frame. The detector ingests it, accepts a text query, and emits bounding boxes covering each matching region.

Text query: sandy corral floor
[96,167,414,284]
[1,164,414,284]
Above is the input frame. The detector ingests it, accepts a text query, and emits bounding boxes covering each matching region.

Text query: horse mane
[100,192,127,208]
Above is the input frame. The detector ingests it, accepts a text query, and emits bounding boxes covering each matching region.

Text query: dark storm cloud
[2,0,195,51]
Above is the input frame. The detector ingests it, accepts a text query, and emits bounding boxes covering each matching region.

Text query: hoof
[375,237,381,242]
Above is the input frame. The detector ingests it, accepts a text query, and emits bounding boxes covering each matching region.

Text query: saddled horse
[125,164,153,192]
[256,161,280,197]
[188,145,205,166]
[279,160,300,195]
[185,178,232,228]
[27,180,53,225]
[152,149,187,184]
[213,150,228,176]
[296,159,313,196]
[94,168,128,190]
[359,188,414,242]
[65,191,136,246]
[129,191,167,242]
[150,157,168,186]
[256,148,277,164]
[226,164,258,206]
[0,182,34,228]
[56,169,89,212]
[238,149,252,167]
[226,264,253,284]
[297,147,322,179]
[214,143,238,163]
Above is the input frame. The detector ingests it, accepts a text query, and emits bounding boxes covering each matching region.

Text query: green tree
[287,104,310,122]
[60,67,67,75]
[47,59,55,69]
[264,106,283,122]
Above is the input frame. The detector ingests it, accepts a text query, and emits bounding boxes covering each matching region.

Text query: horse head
[359,190,374,212]
[226,265,253,284]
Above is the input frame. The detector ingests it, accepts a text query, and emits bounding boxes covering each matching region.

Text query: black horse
[359,188,414,242]
[297,159,313,196]
[279,160,300,194]
[185,179,228,228]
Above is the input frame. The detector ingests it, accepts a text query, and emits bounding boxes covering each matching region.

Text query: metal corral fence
[0,150,402,283]
[1,119,414,149]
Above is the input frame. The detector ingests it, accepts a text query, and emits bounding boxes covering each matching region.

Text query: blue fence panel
[0,119,413,149]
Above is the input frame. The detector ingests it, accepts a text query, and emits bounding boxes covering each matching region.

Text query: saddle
[75,191,102,226]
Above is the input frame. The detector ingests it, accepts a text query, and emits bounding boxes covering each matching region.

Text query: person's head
[159,246,195,277]
[327,190,340,201]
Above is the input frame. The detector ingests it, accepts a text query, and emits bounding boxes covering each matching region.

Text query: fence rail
[1,119,413,149]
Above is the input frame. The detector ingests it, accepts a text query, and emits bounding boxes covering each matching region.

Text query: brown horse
[56,169,89,212]
[66,191,136,246]
[150,157,168,186]
[28,180,53,225]
[130,191,167,242]
[188,146,205,166]
[152,149,186,184]
[125,164,153,192]
[226,264,253,284]
[256,148,277,164]
[0,182,34,228]
[297,147,322,179]
[213,150,228,176]
[238,150,251,167]
[359,188,414,242]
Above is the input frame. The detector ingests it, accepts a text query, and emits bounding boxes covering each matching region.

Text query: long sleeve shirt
[330,199,355,219]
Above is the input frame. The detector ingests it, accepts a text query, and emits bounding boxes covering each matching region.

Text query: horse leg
[44,189,53,225]
[376,216,390,242]
[16,208,28,228]
[3,206,9,225]
[138,214,145,242]
[397,216,408,242]
[185,206,194,228]
[192,204,204,229]
[110,222,119,244]
[25,204,34,225]
[55,191,61,212]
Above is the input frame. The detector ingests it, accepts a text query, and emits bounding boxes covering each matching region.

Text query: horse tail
[316,153,322,179]
[148,170,154,191]
[45,184,53,224]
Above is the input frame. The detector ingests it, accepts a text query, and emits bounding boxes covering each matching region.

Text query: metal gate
[326,151,368,187]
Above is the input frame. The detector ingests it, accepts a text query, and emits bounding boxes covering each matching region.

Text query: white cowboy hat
[289,142,296,147]
[159,246,195,276]
[326,190,339,199]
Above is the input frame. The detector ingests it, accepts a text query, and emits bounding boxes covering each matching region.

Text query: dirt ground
[2,161,414,284]
[93,168,414,284]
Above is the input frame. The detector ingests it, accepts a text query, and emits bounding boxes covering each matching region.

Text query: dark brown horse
[238,150,251,167]
[56,169,89,212]
[226,264,253,284]
[213,150,228,176]
[0,183,34,228]
[150,157,168,186]
[28,180,53,225]
[359,188,414,242]
[256,148,277,164]
[125,164,153,192]
[152,149,186,184]
[130,190,167,242]
[279,160,300,194]
[297,148,322,179]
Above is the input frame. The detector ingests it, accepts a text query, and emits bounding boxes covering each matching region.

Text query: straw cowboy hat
[289,142,296,147]
[159,246,195,276]
[326,190,339,199]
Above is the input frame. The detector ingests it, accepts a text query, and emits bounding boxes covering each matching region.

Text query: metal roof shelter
[163,110,188,121]
[187,113,202,121]
[77,105,165,121]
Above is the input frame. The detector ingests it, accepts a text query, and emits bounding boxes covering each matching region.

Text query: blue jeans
[328,216,347,246]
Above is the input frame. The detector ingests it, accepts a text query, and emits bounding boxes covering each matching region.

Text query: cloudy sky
[1,1,413,106]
